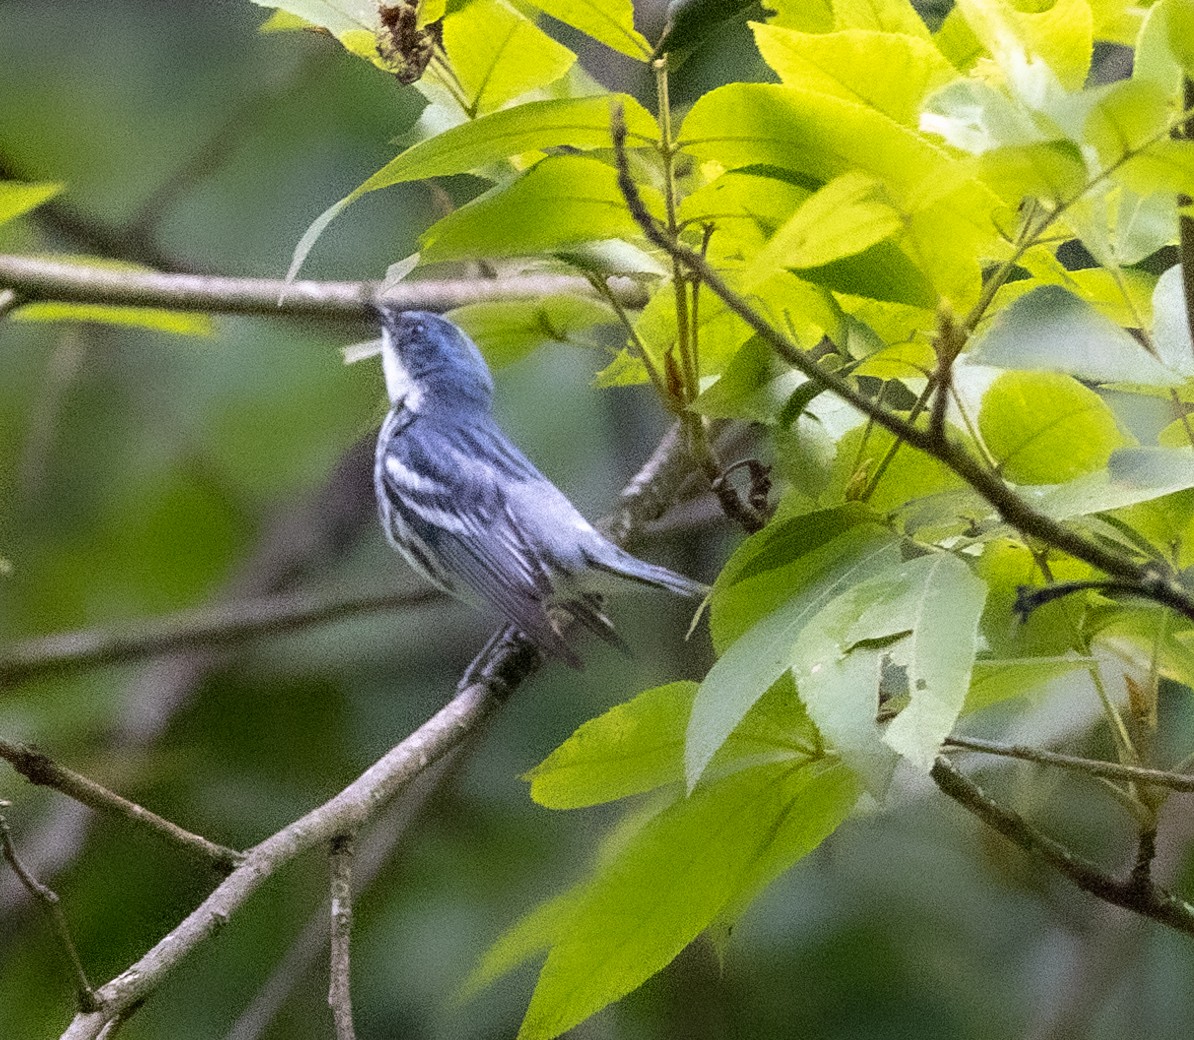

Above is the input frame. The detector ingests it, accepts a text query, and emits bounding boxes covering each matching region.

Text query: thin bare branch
[223,753,459,1040]
[0,253,647,319]
[930,756,1194,936]
[0,586,441,687]
[60,654,517,1040]
[59,420,692,1039]
[328,835,356,1040]
[0,805,99,1011]
[945,735,1194,793]
[0,741,242,871]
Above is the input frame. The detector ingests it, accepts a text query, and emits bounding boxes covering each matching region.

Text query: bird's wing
[377,417,581,664]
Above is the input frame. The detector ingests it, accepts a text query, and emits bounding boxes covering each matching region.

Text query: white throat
[381,338,423,412]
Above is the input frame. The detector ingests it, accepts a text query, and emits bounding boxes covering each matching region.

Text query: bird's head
[375,308,494,411]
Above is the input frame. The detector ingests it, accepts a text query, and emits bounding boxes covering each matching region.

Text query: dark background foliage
[2,2,1193,1037]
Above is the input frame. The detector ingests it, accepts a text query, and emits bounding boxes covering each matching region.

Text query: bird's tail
[590,545,709,599]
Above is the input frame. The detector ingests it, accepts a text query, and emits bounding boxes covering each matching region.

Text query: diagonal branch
[58,422,695,1039]
[0,254,646,318]
[61,633,534,1040]
[931,756,1194,936]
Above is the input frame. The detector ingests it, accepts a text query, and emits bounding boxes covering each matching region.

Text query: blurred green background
[2,2,1193,1038]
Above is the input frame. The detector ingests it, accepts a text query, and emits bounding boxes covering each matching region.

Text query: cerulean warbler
[373,308,705,666]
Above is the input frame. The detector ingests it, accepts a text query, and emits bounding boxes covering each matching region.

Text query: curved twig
[931,756,1194,935]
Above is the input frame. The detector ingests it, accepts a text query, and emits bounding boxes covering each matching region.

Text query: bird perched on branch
[372,307,705,667]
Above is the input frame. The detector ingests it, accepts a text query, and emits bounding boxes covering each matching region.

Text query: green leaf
[748,170,904,279]
[526,682,695,808]
[420,155,663,261]
[680,83,944,194]
[522,0,651,60]
[680,83,1001,306]
[793,619,896,794]
[366,95,657,190]
[518,760,858,1040]
[1028,446,1194,519]
[765,0,834,33]
[867,554,987,770]
[752,26,956,126]
[976,141,1088,205]
[687,523,902,789]
[794,552,986,785]
[655,0,766,58]
[799,239,938,307]
[446,295,616,368]
[552,238,668,278]
[710,505,888,648]
[953,0,1094,91]
[634,267,840,378]
[831,0,931,38]
[1135,0,1194,93]
[964,656,1093,713]
[592,348,647,387]
[1113,140,1194,201]
[976,537,1094,658]
[1085,79,1171,168]
[258,9,312,31]
[0,180,64,226]
[12,302,215,337]
[979,371,1130,485]
[691,336,807,423]
[1152,264,1194,377]
[969,285,1183,386]
[678,169,814,267]
[852,340,936,380]
[1056,266,1156,329]
[935,7,984,71]
[1083,78,1194,199]
[1164,0,1194,78]
[250,0,375,39]
[459,889,583,1003]
[526,677,823,811]
[828,423,967,515]
[1091,605,1194,689]
[1090,0,1141,46]
[284,95,658,281]
[443,0,576,115]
